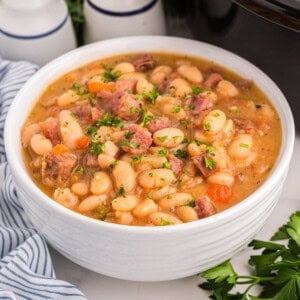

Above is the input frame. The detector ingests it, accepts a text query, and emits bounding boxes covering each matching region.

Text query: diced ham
[185,94,212,115]
[115,79,137,93]
[193,153,219,178]
[97,90,113,102]
[71,101,92,120]
[39,117,60,145]
[84,153,99,168]
[121,124,152,155]
[147,116,170,133]
[204,73,223,88]
[195,196,215,218]
[132,54,155,72]
[234,118,256,135]
[111,91,142,121]
[41,152,77,187]
[168,154,184,175]
[157,72,180,94]
[90,107,104,123]
[47,106,61,118]
[235,79,252,90]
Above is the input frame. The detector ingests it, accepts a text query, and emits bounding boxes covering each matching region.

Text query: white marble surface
[50,135,300,300]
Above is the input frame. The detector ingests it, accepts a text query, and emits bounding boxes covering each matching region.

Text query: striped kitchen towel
[0,58,86,299]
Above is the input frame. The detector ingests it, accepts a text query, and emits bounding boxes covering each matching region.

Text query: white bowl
[4,36,295,281]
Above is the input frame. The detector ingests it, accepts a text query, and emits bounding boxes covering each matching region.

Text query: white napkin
[0,58,86,299]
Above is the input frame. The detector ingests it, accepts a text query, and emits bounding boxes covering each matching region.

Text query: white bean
[138,168,176,189]
[71,182,89,196]
[103,141,119,157]
[149,185,177,201]
[136,78,154,94]
[177,64,203,83]
[201,90,218,103]
[216,80,239,97]
[112,160,136,193]
[175,206,198,222]
[53,188,78,209]
[228,134,253,159]
[57,90,80,107]
[112,195,138,211]
[78,195,107,212]
[90,171,112,195]
[149,212,182,226]
[113,62,135,75]
[169,78,192,97]
[207,171,235,186]
[153,128,184,148]
[115,211,134,225]
[159,193,194,211]
[138,155,167,168]
[21,123,40,147]
[98,153,115,169]
[59,110,84,149]
[133,199,158,218]
[203,109,227,135]
[30,133,52,155]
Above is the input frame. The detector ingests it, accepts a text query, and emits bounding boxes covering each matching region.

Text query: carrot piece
[75,136,90,149]
[52,144,70,155]
[88,82,114,93]
[207,184,232,203]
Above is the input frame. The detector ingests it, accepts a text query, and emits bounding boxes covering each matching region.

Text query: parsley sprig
[200,211,300,300]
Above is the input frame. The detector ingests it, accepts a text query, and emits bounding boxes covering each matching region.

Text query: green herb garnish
[173,149,188,159]
[204,156,216,170]
[240,143,249,148]
[185,199,196,207]
[192,86,202,95]
[200,212,300,300]
[140,113,154,127]
[90,141,105,155]
[158,149,168,157]
[162,161,170,169]
[95,113,124,128]
[102,65,120,82]
[117,185,126,197]
[72,82,89,95]
[76,166,85,175]
[157,136,168,142]
[160,217,173,226]
[173,106,181,113]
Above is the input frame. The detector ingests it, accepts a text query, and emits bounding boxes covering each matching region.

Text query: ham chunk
[111,91,142,121]
[195,196,215,218]
[185,94,212,115]
[132,54,155,72]
[84,153,99,168]
[39,117,60,145]
[168,154,184,175]
[204,73,223,88]
[115,79,137,93]
[120,124,152,155]
[234,118,256,135]
[147,116,170,133]
[193,153,219,178]
[42,152,77,187]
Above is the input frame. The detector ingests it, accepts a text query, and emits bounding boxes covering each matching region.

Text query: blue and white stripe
[0,58,86,299]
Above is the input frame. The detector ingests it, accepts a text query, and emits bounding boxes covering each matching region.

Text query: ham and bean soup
[22,53,281,226]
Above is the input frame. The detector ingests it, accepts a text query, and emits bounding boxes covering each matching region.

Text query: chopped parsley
[88,94,96,106]
[87,126,97,137]
[95,113,124,128]
[203,122,211,131]
[117,185,126,197]
[148,172,154,178]
[162,161,170,169]
[102,65,121,82]
[92,205,109,221]
[140,113,154,127]
[205,145,215,156]
[172,136,181,142]
[109,160,118,169]
[143,87,159,104]
[204,156,217,170]
[180,119,190,128]
[157,135,168,142]
[76,166,85,175]
[124,131,135,139]
[160,217,173,226]
[173,106,181,113]
[240,143,249,148]
[158,149,168,157]
[188,103,195,110]
[90,141,105,155]
[173,149,188,159]
[214,112,220,117]
[185,199,196,207]
[120,140,141,149]
[131,154,144,164]
[192,86,202,95]
[72,82,89,95]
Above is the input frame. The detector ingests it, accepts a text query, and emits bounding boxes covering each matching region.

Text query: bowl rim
[4,35,295,234]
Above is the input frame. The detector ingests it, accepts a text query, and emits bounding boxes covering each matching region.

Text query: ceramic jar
[84,0,166,44]
[0,0,76,66]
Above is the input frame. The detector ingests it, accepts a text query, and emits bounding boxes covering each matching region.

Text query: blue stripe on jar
[86,0,157,17]
[0,14,69,40]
